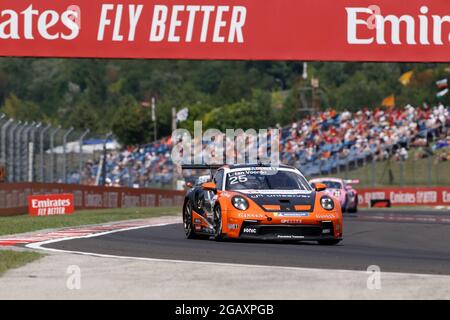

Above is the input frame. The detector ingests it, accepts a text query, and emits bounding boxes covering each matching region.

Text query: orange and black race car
[182,164,343,245]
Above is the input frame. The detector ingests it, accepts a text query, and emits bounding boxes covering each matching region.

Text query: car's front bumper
[237,222,340,241]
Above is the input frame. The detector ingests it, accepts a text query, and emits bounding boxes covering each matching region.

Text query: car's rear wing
[181,164,224,170]
[345,179,360,184]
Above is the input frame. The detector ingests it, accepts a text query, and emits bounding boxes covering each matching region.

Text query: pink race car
[310,178,359,213]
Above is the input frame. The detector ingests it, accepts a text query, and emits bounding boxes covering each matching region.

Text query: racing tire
[183,202,203,240]
[348,205,358,213]
[342,196,348,213]
[318,239,341,246]
[213,205,224,241]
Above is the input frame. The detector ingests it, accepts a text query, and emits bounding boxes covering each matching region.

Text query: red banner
[358,187,450,207]
[0,183,185,216]
[1,0,450,61]
[28,193,75,216]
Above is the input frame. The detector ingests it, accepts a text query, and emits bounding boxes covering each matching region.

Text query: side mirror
[202,182,217,192]
[315,183,327,192]
[186,182,193,188]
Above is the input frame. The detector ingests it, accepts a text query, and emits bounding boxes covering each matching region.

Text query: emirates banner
[358,187,450,207]
[1,0,450,61]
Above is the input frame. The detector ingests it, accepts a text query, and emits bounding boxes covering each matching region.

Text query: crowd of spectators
[79,104,449,187]
[280,104,448,176]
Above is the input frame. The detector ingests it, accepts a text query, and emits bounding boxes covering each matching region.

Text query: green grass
[0,206,180,236]
[0,250,44,275]
[320,148,450,188]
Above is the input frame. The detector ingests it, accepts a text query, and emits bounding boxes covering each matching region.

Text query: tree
[111,96,154,145]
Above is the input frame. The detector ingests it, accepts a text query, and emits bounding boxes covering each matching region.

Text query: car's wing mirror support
[202,182,217,192]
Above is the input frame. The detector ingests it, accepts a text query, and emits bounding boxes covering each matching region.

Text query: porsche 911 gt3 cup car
[182,164,343,245]
[310,178,358,213]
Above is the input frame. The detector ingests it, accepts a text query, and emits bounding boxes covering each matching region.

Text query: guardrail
[0,183,185,216]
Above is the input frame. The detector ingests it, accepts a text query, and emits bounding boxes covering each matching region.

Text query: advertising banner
[0,0,450,61]
[0,183,185,216]
[358,187,450,207]
[28,193,75,216]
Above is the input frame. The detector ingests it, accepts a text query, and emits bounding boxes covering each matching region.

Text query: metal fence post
[28,123,41,182]
[1,118,13,166]
[62,127,74,183]
[8,121,20,182]
[79,129,90,182]
[15,121,27,182]
[49,126,61,183]
[21,122,35,182]
[101,132,113,186]
[39,124,51,182]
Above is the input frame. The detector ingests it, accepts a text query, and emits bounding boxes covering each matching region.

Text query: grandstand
[80,103,449,188]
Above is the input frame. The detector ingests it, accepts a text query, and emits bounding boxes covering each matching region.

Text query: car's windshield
[225,169,312,191]
[320,181,342,189]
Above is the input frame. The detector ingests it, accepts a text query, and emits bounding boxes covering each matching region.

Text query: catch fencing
[0,114,104,184]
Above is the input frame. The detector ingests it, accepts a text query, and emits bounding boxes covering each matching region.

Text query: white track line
[25,222,450,278]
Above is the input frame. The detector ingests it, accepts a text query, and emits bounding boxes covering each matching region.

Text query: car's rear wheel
[213,205,224,241]
[183,202,201,239]
[318,239,341,246]
[348,202,358,213]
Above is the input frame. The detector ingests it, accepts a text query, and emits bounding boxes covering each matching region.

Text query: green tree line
[0,58,448,145]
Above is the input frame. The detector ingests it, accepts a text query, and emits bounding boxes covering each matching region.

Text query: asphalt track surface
[44,209,450,275]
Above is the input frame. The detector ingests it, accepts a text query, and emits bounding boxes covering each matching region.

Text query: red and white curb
[0,220,173,247]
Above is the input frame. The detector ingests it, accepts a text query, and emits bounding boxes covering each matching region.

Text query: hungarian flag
[382,95,396,108]
[437,88,449,98]
[436,78,448,89]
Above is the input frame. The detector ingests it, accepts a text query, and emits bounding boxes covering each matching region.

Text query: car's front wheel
[213,205,224,241]
[183,202,201,239]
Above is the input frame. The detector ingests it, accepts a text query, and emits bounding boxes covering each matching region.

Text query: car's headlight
[320,196,334,211]
[232,196,249,211]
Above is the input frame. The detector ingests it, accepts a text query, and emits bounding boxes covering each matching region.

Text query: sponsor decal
[28,194,74,216]
[277,235,304,239]
[237,213,265,219]
[242,227,257,234]
[194,219,201,224]
[273,212,309,217]
[280,219,303,224]
[316,213,336,219]
[227,224,239,230]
